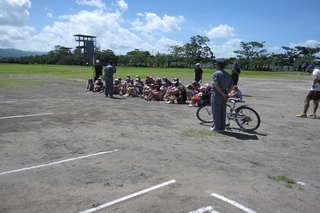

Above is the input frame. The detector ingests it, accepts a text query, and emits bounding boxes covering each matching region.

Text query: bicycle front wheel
[235,107,260,131]
[196,105,213,123]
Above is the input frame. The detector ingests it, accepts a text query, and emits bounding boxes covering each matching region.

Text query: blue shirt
[104,64,116,76]
[211,69,233,94]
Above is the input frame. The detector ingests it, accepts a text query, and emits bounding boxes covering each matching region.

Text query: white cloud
[289,39,320,48]
[141,32,156,42]
[268,46,282,53]
[205,25,240,58]
[0,25,34,49]
[26,7,146,55]
[46,12,53,18]
[117,0,128,11]
[131,13,185,33]
[153,37,182,54]
[0,0,31,26]
[76,0,106,9]
[206,24,235,39]
[45,7,53,18]
[209,38,242,58]
[0,0,34,49]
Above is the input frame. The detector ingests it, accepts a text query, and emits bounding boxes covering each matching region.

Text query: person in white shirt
[296,64,320,118]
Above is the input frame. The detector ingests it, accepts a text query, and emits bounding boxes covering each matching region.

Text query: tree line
[1,35,319,71]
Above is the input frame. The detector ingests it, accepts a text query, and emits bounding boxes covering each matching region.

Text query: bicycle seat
[228,98,244,103]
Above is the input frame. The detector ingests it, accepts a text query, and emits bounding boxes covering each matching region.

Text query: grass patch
[180,128,222,137]
[0,64,313,90]
[268,175,296,188]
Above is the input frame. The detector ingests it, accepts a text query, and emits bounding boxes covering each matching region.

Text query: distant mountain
[0,48,47,58]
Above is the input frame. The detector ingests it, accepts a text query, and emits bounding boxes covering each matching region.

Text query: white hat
[195,63,200,66]
[96,60,100,63]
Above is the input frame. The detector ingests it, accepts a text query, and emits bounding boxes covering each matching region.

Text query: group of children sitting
[85,75,242,106]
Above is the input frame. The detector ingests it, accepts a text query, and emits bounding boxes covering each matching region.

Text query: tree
[125,49,151,66]
[72,47,82,65]
[154,52,167,68]
[252,52,272,70]
[294,46,320,71]
[46,50,58,64]
[234,41,267,70]
[98,49,116,65]
[184,35,214,66]
[281,46,299,71]
[271,53,287,70]
[118,55,130,66]
[168,45,185,62]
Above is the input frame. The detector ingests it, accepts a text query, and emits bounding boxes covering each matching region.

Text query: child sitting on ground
[188,86,208,107]
[228,85,242,100]
[146,85,163,101]
[92,77,103,92]
[86,78,94,91]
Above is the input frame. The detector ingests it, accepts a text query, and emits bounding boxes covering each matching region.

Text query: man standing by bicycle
[210,59,233,132]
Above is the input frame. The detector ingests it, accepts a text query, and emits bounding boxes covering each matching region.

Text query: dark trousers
[105,76,114,97]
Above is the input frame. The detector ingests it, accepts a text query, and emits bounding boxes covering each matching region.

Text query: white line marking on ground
[256,89,285,91]
[288,85,309,90]
[0,100,18,103]
[79,180,176,213]
[297,181,306,186]
[189,206,219,213]
[0,113,52,120]
[0,149,119,176]
[211,193,257,213]
[240,82,271,88]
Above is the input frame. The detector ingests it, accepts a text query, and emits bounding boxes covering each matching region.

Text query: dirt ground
[0,76,319,213]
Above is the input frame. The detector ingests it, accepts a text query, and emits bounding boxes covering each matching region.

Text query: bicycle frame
[226,100,252,125]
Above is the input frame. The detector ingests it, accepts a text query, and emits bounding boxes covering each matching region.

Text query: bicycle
[196,98,261,131]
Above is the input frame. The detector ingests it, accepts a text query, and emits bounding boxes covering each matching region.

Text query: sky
[1,0,320,58]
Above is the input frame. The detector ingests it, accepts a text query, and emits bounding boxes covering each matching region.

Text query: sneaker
[166,101,172,104]
[210,127,223,133]
[188,104,195,107]
[307,113,317,118]
[296,113,307,118]
[123,94,128,97]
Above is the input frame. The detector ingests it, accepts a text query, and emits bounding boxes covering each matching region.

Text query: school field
[0,64,319,213]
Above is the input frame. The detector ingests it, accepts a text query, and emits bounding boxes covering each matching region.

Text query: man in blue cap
[296,64,320,118]
[210,59,233,132]
[104,60,116,98]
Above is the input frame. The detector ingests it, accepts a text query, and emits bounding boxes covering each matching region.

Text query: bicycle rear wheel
[235,106,260,131]
[196,105,213,123]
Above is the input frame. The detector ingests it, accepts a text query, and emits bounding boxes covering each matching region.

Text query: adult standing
[104,60,116,98]
[296,64,320,118]
[94,60,103,82]
[231,62,241,85]
[210,59,233,132]
[194,63,203,83]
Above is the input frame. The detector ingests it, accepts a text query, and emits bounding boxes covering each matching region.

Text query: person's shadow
[200,123,266,140]
[221,127,267,140]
